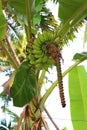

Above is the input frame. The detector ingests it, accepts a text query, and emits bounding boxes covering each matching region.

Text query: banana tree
[0,0,87,130]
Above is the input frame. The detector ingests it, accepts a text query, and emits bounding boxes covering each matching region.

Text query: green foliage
[8,0,35,17]
[58,0,87,23]
[0,1,6,40]
[69,66,87,130]
[27,31,54,70]
[73,52,87,61]
[57,0,87,40]
[1,0,87,129]
[10,61,36,107]
[40,6,58,31]
[8,0,43,26]
[32,0,43,25]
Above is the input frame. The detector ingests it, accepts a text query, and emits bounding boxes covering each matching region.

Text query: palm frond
[40,6,58,31]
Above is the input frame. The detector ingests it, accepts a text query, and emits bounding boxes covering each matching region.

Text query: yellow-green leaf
[69,66,87,130]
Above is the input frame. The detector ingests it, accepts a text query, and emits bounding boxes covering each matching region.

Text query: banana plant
[0,0,87,130]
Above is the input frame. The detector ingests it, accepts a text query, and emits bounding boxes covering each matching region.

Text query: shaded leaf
[8,0,43,26]
[73,52,87,61]
[0,1,6,40]
[8,0,35,17]
[10,61,36,107]
[69,66,87,130]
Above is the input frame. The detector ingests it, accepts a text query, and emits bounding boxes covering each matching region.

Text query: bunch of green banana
[28,31,54,70]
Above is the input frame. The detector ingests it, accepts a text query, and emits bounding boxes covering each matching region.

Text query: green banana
[30,59,35,64]
[34,53,44,58]
[43,64,49,71]
[32,50,42,55]
[26,31,56,70]
[28,53,34,59]
[35,63,42,69]
[34,39,41,46]
[38,33,45,43]
[42,56,48,63]
[45,31,53,41]
[35,58,42,64]
[42,31,48,41]
[32,44,40,50]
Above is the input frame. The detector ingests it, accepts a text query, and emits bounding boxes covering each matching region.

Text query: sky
[0,1,87,130]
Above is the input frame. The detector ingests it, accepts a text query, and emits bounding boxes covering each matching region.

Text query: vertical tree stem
[25,0,32,39]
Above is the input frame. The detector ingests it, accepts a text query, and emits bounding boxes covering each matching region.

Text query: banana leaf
[58,0,87,38]
[8,0,43,26]
[58,0,87,23]
[68,66,87,130]
[0,1,6,40]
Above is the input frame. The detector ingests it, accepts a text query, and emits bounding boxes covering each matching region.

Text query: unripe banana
[30,59,35,64]
[28,54,34,59]
[26,31,55,70]
[35,58,42,64]
[43,64,50,71]
[32,50,42,55]
[43,56,48,63]
[34,39,41,46]
[34,54,44,58]
[38,33,45,43]
[35,63,42,69]
[32,44,40,50]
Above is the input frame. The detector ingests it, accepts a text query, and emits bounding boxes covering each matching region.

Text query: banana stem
[38,69,46,95]
[25,0,32,39]
[39,56,87,111]
[56,58,66,107]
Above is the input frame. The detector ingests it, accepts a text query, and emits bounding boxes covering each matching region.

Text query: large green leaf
[10,61,36,107]
[58,0,87,23]
[69,66,87,130]
[57,0,87,39]
[8,0,35,17]
[0,1,6,40]
[8,0,43,25]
